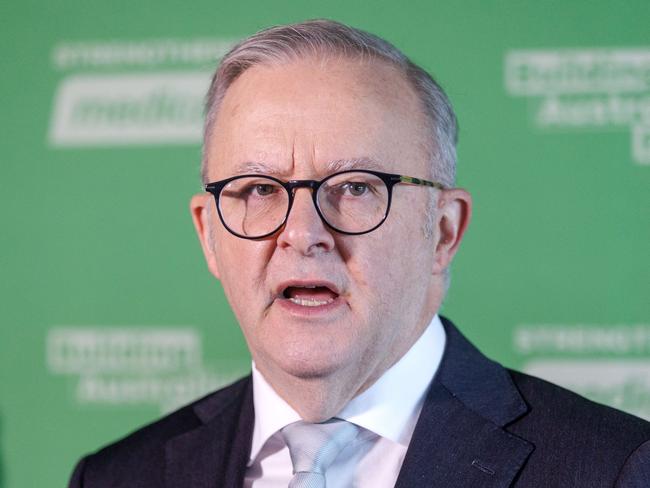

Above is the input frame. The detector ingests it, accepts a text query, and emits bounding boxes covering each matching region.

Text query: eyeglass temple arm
[398,175,446,190]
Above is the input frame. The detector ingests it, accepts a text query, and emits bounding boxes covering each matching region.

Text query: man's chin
[260,347,354,383]
[280,356,343,380]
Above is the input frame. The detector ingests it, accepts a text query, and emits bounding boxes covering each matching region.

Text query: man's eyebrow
[232,161,283,175]
[325,157,383,173]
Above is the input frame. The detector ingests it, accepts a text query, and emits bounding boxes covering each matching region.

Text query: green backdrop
[1,1,649,486]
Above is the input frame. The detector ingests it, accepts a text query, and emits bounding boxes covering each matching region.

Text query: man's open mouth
[277,281,341,308]
[283,286,338,307]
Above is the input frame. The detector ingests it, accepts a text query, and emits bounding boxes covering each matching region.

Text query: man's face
[196,57,444,391]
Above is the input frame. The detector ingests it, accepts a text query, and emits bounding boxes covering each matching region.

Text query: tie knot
[281,419,360,476]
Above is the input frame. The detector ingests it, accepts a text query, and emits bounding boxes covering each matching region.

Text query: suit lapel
[164,376,254,488]
[395,318,534,488]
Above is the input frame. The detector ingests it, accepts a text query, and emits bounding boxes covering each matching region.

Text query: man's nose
[276,188,335,255]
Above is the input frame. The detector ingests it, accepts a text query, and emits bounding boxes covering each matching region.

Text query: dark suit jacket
[69,317,650,487]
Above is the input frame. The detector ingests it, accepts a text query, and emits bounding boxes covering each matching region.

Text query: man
[69,20,650,487]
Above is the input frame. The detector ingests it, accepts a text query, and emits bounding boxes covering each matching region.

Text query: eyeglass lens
[218,172,389,237]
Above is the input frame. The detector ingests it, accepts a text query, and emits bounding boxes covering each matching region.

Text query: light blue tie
[281,419,359,488]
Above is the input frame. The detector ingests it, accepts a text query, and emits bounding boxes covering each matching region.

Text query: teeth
[288,296,334,307]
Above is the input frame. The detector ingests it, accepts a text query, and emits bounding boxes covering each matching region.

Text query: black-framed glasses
[204,169,445,240]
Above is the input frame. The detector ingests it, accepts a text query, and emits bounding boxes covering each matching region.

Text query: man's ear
[432,188,472,275]
[190,193,221,279]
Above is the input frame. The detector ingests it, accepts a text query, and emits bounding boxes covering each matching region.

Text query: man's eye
[342,182,369,196]
[253,184,276,196]
[239,183,278,197]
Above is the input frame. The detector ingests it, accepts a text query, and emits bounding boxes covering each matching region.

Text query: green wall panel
[1,1,648,486]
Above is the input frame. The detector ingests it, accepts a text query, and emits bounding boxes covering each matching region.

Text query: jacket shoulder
[70,376,251,487]
[508,369,650,438]
[507,369,650,486]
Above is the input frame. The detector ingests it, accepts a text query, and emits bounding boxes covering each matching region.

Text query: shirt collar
[249,362,302,462]
[337,314,446,445]
[249,314,446,461]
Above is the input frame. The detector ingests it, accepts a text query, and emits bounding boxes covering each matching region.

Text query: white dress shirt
[244,315,446,488]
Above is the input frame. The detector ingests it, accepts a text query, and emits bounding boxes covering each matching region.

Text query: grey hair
[200,19,458,190]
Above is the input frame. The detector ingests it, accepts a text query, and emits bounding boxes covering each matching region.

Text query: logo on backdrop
[46,326,246,413]
[505,48,650,165]
[48,38,235,147]
[514,323,650,420]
